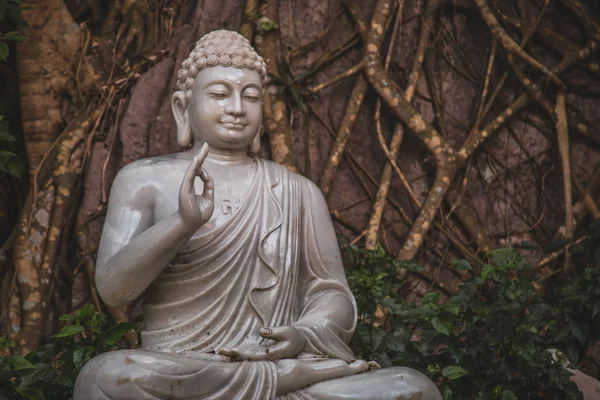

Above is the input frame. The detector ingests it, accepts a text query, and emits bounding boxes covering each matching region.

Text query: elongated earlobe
[177,122,192,147]
[172,91,192,147]
[249,132,261,154]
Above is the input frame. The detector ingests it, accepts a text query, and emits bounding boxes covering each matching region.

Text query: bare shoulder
[110,154,189,204]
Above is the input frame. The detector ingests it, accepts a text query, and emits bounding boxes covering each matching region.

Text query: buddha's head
[171,30,267,153]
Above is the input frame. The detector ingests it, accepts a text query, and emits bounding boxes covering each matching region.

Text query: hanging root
[573,175,600,219]
[255,0,298,172]
[445,173,491,254]
[473,0,565,89]
[557,0,600,41]
[355,0,598,262]
[318,75,368,195]
[12,109,102,355]
[555,92,573,273]
[365,0,441,250]
[318,1,374,195]
[357,0,458,261]
[240,0,260,42]
[308,61,365,94]
[364,0,408,250]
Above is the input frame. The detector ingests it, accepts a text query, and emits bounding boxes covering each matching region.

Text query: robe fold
[74,159,359,399]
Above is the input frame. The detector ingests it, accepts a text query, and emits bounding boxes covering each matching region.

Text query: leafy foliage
[0,305,136,400]
[268,61,313,113]
[550,220,600,365]
[257,16,279,32]
[0,0,27,61]
[0,1,26,176]
[0,115,24,177]
[346,244,584,400]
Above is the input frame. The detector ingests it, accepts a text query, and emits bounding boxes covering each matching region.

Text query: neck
[190,141,250,162]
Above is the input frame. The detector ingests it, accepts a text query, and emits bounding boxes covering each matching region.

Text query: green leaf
[51,324,85,338]
[72,346,94,370]
[481,265,494,280]
[568,319,586,344]
[18,364,54,387]
[431,316,453,335]
[52,374,74,388]
[0,153,24,177]
[501,390,518,400]
[104,322,136,345]
[0,131,16,142]
[452,259,472,271]
[398,259,425,273]
[449,294,470,304]
[0,41,8,61]
[516,324,538,334]
[258,16,279,31]
[6,355,35,370]
[421,292,441,305]
[0,335,15,349]
[15,387,44,400]
[442,366,469,380]
[445,303,460,316]
[0,150,16,160]
[441,385,453,400]
[0,31,26,41]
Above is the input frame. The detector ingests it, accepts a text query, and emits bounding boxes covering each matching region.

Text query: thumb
[259,326,293,341]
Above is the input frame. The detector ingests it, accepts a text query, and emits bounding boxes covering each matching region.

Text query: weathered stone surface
[570,368,600,399]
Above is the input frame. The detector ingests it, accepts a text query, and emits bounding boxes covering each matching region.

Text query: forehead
[193,65,262,89]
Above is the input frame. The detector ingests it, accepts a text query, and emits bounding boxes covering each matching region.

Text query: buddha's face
[187,65,263,150]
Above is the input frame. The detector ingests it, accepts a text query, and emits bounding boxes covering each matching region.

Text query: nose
[224,91,246,116]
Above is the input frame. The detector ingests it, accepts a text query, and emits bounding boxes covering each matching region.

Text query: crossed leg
[275,358,370,396]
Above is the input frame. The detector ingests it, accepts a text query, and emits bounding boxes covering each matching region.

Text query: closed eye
[208,91,228,99]
[244,94,260,102]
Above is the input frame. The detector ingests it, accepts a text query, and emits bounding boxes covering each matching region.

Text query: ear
[172,91,191,147]
[249,124,262,154]
[249,132,261,154]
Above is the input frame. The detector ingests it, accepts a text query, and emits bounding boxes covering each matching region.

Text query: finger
[259,326,293,341]
[196,142,210,166]
[223,347,269,361]
[218,348,232,357]
[200,168,214,200]
[262,341,293,361]
[181,155,200,194]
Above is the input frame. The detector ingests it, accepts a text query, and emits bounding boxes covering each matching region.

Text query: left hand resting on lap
[219,326,307,361]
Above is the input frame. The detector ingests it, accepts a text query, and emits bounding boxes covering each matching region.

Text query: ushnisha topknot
[176,30,268,102]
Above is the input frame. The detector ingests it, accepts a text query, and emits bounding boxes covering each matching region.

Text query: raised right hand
[178,143,215,230]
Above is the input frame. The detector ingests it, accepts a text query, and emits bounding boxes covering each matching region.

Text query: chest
[153,162,257,228]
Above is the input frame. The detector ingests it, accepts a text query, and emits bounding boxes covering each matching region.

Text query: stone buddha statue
[73,30,441,400]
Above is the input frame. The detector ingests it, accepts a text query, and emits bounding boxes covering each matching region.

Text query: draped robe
[141,159,357,360]
[74,159,361,399]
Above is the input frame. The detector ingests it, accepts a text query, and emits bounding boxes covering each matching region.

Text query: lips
[221,121,247,130]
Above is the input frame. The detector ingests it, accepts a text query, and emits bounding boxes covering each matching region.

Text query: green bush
[551,220,600,366]
[0,0,26,177]
[0,0,27,62]
[346,244,584,400]
[0,305,135,400]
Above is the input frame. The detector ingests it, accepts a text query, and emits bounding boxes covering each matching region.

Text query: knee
[73,350,138,400]
[305,366,443,400]
[384,367,442,400]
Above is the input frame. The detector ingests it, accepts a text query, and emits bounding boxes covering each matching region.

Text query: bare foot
[276,359,369,396]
